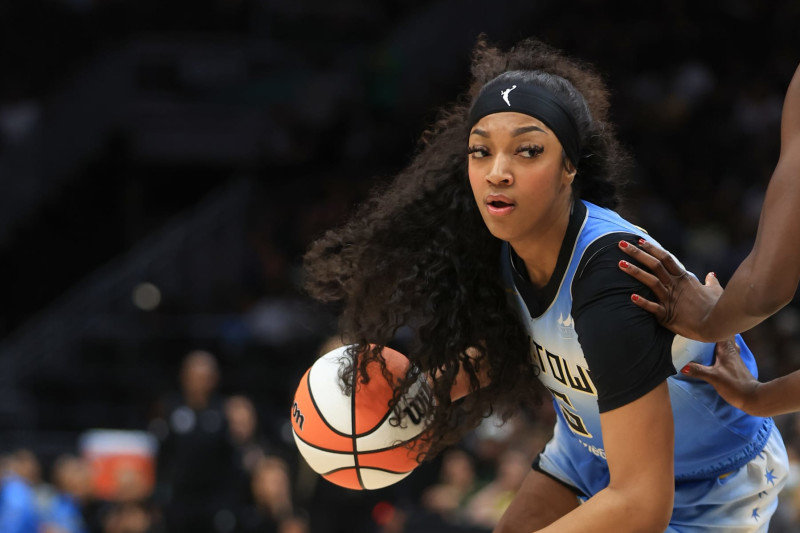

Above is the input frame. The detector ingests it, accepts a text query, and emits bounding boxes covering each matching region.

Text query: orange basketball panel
[353,347,410,434]
[323,468,363,490]
[380,347,412,377]
[292,369,354,452]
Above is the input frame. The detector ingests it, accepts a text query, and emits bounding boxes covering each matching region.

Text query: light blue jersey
[503,200,787,530]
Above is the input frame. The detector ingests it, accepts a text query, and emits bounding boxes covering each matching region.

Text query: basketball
[290,345,431,490]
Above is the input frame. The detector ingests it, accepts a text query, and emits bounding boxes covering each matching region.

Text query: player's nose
[486,156,513,186]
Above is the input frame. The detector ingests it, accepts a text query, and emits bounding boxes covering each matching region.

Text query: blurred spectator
[225,394,275,474]
[101,502,161,533]
[41,454,92,533]
[153,350,240,533]
[0,451,41,533]
[463,449,530,528]
[6,449,42,489]
[420,448,477,523]
[5,449,58,526]
[468,414,524,476]
[239,456,293,533]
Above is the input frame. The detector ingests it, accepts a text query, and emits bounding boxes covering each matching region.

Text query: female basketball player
[304,38,788,531]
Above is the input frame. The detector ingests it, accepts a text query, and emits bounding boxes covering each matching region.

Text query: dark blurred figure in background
[225,394,273,475]
[101,501,162,533]
[413,448,483,532]
[97,452,161,533]
[0,450,40,533]
[225,393,299,527]
[239,456,294,533]
[5,449,43,494]
[421,448,478,523]
[463,449,530,529]
[41,454,92,533]
[153,350,240,533]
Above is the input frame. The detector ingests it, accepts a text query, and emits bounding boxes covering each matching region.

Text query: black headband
[468,79,582,166]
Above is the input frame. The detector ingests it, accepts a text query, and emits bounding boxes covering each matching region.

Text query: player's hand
[680,339,762,415]
[617,239,723,342]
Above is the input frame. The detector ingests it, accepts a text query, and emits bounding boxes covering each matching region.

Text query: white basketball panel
[308,346,354,435]
[293,431,355,474]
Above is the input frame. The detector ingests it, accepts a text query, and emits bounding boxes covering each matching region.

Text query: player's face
[468,112,575,245]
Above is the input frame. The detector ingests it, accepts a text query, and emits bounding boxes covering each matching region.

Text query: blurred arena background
[1,0,800,532]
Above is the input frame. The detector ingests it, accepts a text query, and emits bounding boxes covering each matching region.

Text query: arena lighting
[132,282,161,311]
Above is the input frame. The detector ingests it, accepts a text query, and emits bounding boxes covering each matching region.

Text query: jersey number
[547,387,592,438]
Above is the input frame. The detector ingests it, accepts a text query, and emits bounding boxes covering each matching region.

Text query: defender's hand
[681,339,761,415]
[617,239,723,342]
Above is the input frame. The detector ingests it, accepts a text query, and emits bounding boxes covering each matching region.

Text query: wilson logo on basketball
[291,402,305,431]
[399,384,433,425]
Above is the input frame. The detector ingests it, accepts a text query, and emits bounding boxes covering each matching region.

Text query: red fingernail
[638,238,646,246]
[631,294,639,302]
[681,365,691,374]
[710,272,716,278]
[619,240,629,248]
[620,260,630,268]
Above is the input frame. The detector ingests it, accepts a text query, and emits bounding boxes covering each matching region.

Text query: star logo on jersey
[500,85,517,106]
[765,468,777,486]
[752,508,760,521]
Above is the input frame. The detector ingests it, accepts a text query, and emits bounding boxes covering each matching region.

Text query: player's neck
[511,202,572,288]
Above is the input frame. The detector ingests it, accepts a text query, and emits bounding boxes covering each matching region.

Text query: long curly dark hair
[303,37,630,459]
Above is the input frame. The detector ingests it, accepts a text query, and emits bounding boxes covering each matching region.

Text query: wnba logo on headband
[469,76,582,165]
[501,85,517,106]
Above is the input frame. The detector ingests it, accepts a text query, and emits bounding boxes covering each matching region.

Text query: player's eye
[467,145,490,159]
[516,144,544,158]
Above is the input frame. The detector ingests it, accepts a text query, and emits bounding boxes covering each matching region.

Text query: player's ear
[562,155,577,185]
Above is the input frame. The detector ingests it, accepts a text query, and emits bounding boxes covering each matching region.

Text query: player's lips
[486,194,515,216]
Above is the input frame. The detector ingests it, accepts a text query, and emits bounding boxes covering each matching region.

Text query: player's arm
[617,63,800,342]
[684,338,800,417]
[494,468,580,531]
[534,383,674,533]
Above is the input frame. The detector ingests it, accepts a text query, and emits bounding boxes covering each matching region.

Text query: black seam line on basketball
[337,374,426,439]
[352,382,425,439]
[293,429,421,455]
[353,402,395,439]
[321,465,414,477]
[306,365,354,439]
[351,359,365,490]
